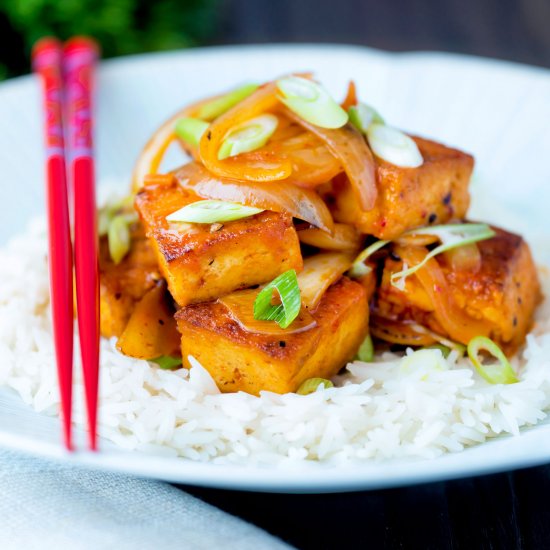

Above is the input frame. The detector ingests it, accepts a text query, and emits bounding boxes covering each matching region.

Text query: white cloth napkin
[0,449,292,550]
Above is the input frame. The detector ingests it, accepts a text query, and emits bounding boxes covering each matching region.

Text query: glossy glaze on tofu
[135,176,303,307]
[176,277,369,395]
[373,226,542,354]
[99,224,161,338]
[327,137,473,239]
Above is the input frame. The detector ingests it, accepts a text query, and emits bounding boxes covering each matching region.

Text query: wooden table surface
[176,2,550,548]
[180,463,550,548]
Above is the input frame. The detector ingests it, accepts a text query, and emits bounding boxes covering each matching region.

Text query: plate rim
[1,43,550,493]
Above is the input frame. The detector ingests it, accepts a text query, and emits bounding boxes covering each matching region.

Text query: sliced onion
[173,162,334,232]
[395,245,491,344]
[219,289,317,335]
[131,94,224,192]
[370,316,438,346]
[282,107,377,211]
[266,130,343,188]
[395,233,439,247]
[298,252,353,310]
[366,123,423,168]
[442,243,482,273]
[199,82,293,182]
[298,223,362,251]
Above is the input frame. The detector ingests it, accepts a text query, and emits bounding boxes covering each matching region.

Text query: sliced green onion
[151,355,183,370]
[349,240,390,278]
[98,208,112,237]
[348,102,385,134]
[276,76,348,129]
[218,114,278,160]
[108,215,131,265]
[175,117,209,148]
[166,199,263,224]
[253,269,301,329]
[98,195,136,237]
[467,336,518,384]
[366,123,423,168]
[357,334,374,362]
[423,344,452,359]
[296,377,334,395]
[196,83,259,121]
[410,324,467,356]
[391,223,496,287]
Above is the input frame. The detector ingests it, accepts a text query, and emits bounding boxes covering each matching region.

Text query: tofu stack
[99,75,542,395]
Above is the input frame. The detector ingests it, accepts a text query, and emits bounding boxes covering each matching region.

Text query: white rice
[1,218,550,465]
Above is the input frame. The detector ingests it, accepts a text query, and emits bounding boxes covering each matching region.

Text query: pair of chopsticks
[32,37,100,451]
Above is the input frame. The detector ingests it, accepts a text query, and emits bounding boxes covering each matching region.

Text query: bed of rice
[1,218,549,465]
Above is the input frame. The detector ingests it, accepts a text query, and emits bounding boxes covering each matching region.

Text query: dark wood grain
[216,0,550,68]
[179,463,550,549]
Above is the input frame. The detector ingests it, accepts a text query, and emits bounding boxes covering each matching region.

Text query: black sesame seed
[443,192,452,205]
[158,319,165,326]
[428,213,437,224]
[114,292,122,300]
[390,251,401,261]
[279,341,286,348]
[206,131,212,141]
[513,316,518,327]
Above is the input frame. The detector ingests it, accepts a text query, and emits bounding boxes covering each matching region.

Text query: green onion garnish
[253,269,301,329]
[296,377,334,395]
[166,199,263,224]
[218,114,278,160]
[98,196,136,237]
[276,76,348,129]
[348,102,385,134]
[175,118,209,148]
[391,223,496,287]
[98,208,112,237]
[151,355,183,370]
[108,214,131,265]
[467,336,518,384]
[366,123,423,168]
[349,239,390,278]
[423,344,452,359]
[196,83,259,121]
[357,334,374,362]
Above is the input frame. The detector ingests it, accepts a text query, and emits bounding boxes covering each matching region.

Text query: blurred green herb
[0,0,219,79]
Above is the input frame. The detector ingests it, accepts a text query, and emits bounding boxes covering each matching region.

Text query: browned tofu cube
[372,226,542,354]
[100,224,161,338]
[327,136,473,239]
[135,176,303,307]
[176,277,370,395]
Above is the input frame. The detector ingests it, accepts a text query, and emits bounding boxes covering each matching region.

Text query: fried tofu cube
[373,226,542,354]
[100,224,161,338]
[135,176,303,307]
[327,137,473,239]
[175,277,370,395]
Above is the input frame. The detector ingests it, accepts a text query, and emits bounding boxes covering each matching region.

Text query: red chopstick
[63,37,100,451]
[32,38,74,451]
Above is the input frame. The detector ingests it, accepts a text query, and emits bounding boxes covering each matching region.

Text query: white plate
[1,44,550,493]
